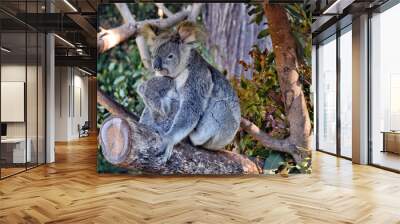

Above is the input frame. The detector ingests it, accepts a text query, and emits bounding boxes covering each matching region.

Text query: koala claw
[157,139,174,164]
[161,144,174,163]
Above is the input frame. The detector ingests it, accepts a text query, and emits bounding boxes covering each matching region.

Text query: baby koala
[137,76,179,134]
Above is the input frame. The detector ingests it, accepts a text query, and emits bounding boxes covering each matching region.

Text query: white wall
[1,65,40,138]
[1,63,46,164]
[54,67,89,141]
[71,73,89,138]
[1,65,26,139]
[55,66,69,141]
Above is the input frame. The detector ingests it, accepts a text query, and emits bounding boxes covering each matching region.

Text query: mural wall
[97,3,312,175]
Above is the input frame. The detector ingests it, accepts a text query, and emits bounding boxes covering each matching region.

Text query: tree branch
[115,3,135,23]
[115,3,152,70]
[98,8,190,53]
[155,3,173,17]
[145,9,190,29]
[97,89,139,121]
[240,118,309,164]
[188,3,204,22]
[97,22,138,53]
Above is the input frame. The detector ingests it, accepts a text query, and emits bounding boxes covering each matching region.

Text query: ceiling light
[63,0,78,12]
[323,0,341,14]
[323,0,355,15]
[1,47,11,53]
[54,34,75,48]
[78,67,93,76]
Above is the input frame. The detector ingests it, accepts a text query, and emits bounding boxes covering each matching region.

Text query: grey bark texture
[202,3,272,78]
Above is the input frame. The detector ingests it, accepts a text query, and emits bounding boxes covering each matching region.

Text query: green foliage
[233,3,312,174]
[235,47,289,138]
[257,28,270,39]
[285,4,312,66]
[97,39,150,127]
[263,151,285,174]
[232,46,290,165]
[247,4,265,25]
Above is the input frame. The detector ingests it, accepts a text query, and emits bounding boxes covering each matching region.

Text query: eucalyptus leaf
[257,29,270,39]
[250,11,263,25]
[263,151,285,171]
[113,76,125,86]
[247,7,258,16]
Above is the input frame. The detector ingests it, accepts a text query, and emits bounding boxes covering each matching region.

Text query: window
[370,3,400,171]
[339,27,352,158]
[0,1,47,179]
[317,35,337,154]
[316,24,353,159]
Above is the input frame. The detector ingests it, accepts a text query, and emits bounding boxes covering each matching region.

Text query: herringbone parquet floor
[1,135,400,224]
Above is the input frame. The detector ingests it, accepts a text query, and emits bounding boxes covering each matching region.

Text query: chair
[78,121,90,138]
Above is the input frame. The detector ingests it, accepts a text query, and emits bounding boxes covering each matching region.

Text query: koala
[139,21,241,163]
[137,76,179,134]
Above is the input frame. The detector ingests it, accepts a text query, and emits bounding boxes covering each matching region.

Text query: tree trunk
[202,3,271,78]
[100,116,263,175]
[263,3,312,153]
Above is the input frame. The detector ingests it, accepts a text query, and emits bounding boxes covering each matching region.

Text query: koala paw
[160,103,170,117]
[157,139,174,164]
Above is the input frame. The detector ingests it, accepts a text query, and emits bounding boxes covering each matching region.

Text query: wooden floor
[373,150,400,171]
[0,136,400,224]
[1,167,26,178]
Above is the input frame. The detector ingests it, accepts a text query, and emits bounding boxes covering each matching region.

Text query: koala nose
[153,57,162,71]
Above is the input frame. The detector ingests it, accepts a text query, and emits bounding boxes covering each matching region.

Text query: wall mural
[97,2,313,175]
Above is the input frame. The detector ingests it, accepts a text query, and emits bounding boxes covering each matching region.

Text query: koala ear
[176,21,205,44]
[141,24,160,46]
[137,82,146,96]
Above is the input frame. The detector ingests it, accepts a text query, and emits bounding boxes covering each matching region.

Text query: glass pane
[371,4,400,171]
[26,0,40,169]
[27,31,38,169]
[1,30,27,177]
[38,32,45,165]
[317,36,337,154]
[340,28,352,158]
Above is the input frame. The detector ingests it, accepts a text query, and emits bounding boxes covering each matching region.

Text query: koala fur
[138,21,241,163]
[137,76,179,134]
